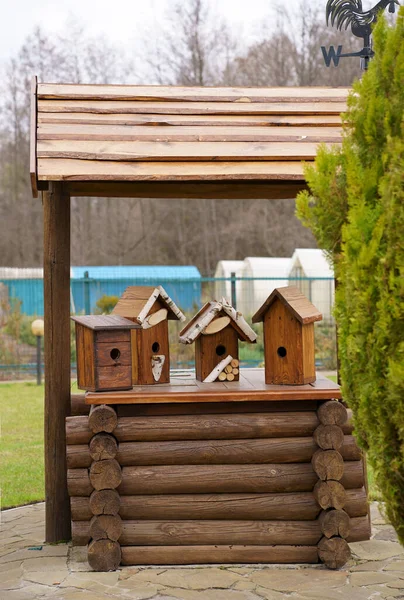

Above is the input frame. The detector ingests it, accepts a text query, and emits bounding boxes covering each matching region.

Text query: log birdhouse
[112,285,185,385]
[72,315,139,392]
[252,286,322,385]
[179,298,257,382]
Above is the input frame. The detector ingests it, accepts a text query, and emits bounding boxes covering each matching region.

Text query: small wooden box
[72,315,139,392]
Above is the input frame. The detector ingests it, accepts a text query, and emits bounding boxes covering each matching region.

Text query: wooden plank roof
[31,81,348,198]
[70,315,139,330]
[252,286,323,325]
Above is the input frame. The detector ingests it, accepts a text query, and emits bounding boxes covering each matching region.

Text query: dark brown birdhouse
[72,315,139,392]
[112,285,185,385]
[179,298,257,382]
[252,286,322,385]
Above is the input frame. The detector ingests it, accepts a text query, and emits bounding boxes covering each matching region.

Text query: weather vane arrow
[321,0,400,70]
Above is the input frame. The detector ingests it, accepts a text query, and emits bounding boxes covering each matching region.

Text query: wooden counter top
[85,368,341,405]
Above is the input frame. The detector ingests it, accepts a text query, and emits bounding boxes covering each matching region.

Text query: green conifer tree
[296,9,404,543]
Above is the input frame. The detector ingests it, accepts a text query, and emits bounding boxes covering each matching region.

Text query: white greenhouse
[289,249,335,320]
[214,260,244,303]
[238,257,291,317]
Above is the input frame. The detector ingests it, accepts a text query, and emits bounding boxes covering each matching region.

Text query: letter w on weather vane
[321,0,400,70]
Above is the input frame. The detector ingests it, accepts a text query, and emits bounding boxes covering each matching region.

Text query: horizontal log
[118,464,319,495]
[120,545,319,565]
[311,449,344,481]
[319,509,350,539]
[70,394,87,416]
[89,489,120,516]
[89,459,122,491]
[66,434,360,469]
[68,468,92,496]
[90,514,122,542]
[67,460,364,497]
[89,404,117,434]
[88,539,121,571]
[89,433,118,462]
[313,424,344,451]
[346,515,371,542]
[114,412,320,442]
[119,520,322,546]
[318,401,348,426]
[116,400,320,416]
[71,512,370,548]
[318,536,351,569]
[70,487,368,522]
[66,416,90,444]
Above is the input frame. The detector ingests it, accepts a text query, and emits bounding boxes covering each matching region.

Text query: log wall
[66,398,370,570]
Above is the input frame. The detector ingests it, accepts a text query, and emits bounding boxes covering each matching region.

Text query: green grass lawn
[1,379,380,509]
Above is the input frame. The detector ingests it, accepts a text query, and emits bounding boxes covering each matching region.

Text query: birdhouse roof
[112,285,185,326]
[252,286,322,324]
[179,298,257,344]
[71,314,140,330]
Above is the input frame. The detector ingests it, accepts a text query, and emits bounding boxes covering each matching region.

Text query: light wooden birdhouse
[112,285,185,385]
[179,298,257,382]
[252,286,322,385]
[72,315,139,392]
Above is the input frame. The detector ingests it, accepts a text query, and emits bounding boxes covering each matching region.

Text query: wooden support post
[43,182,71,543]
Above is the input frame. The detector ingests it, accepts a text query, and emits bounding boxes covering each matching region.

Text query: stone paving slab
[0,502,403,600]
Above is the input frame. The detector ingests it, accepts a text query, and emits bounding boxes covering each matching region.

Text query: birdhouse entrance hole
[216,344,226,356]
[110,348,121,361]
[152,341,160,353]
[277,346,287,358]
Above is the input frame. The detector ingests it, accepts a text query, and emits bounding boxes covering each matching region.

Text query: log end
[318,536,351,569]
[88,539,121,571]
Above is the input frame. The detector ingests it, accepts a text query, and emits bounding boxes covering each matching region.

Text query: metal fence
[0,276,336,380]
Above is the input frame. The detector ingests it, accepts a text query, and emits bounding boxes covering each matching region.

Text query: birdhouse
[252,286,322,385]
[72,315,139,392]
[112,285,185,385]
[179,298,257,382]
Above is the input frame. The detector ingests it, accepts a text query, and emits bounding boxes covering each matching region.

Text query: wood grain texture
[113,412,320,442]
[319,509,350,539]
[38,139,330,162]
[37,83,349,102]
[43,182,71,543]
[318,536,351,569]
[195,325,239,382]
[88,539,121,571]
[38,111,343,127]
[88,405,118,434]
[38,99,347,115]
[118,520,323,546]
[318,400,348,426]
[89,433,118,462]
[120,544,319,565]
[70,488,368,522]
[311,449,344,481]
[313,424,344,451]
[66,434,359,469]
[313,480,347,510]
[85,370,342,404]
[89,459,122,491]
[90,514,122,541]
[38,124,342,143]
[117,464,319,495]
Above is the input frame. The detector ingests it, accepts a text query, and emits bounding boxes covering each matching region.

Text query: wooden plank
[70,488,367,522]
[38,112,343,127]
[38,99,347,115]
[121,544,319,565]
[65,181,308,200]
[38,124,342,143]
[38,83,350,102]
[119,519,322,546]
[37,140,334,162]
[43,182,71,543]
[30,76,38,198]
[37,159,307,182]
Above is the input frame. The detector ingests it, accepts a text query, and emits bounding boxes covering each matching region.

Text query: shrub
[296,10,404,542]
[95,295,119,314]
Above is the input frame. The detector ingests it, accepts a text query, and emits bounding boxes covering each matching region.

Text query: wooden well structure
[31,80,370,568]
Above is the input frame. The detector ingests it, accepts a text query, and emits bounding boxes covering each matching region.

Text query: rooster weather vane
[322,0,400,70]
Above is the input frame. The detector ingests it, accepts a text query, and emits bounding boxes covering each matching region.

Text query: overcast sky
[2,0,319,63]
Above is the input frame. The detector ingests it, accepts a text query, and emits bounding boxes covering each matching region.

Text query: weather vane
[322,0,400,70]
